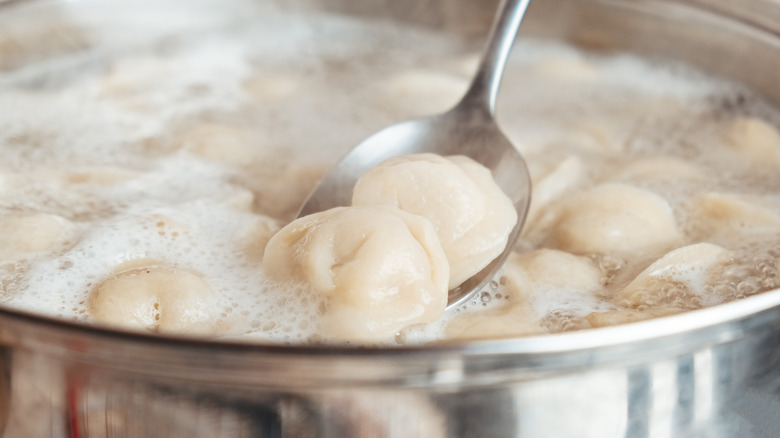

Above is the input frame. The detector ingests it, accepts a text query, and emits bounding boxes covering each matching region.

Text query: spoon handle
[458,0,531,115]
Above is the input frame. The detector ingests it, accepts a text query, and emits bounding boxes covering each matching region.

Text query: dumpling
[444,303,543,340]
[0,213,69,260]
[615,243,733,309]
[445,258,542,340]
[547,183,681,256]
[723,116,780,166]
[89,264,219,335]
[263,206,449,343]
[524,156,585,233]
[511,249,611,333]
[241,216,280,261]
[352,153,517,290]
[510,249,602,293]
[692,192,780,243]
[250,162,325,221]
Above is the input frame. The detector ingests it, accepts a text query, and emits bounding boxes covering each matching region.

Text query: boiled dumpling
[241,216,280,261]
[615,243,733,309]
[89,264,219,335]
[511,249,602,293]
[692,192,780,243]
[524,156,585,233]
[222,187,256,212]
[251,162,325,221]
[0,213,69,260]
[547,183,681,256]
[444,303,542,340]
[352,153,517,290]
[445,257,542,340]
[263,206,449,342]
[723,116,780,165]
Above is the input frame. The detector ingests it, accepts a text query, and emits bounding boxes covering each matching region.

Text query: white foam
[530,286,615,320]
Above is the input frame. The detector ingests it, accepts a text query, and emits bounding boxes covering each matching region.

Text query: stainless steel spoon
[298,0,533,308]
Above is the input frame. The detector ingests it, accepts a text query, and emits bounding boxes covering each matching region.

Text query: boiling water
[0,0,779,344]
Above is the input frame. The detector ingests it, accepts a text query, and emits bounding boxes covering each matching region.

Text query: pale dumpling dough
[723,116,780,165]
[524,156,585,233]
[0,213,69,259]
[241,216,279,261]
[446,256,542,340]
[252,162,325,221]
[512,249,602,293]
[263,206,449,342]
[615,243,733,309]
[445,303,542,340]
[548,183,680,256]
[88,265,219,335]
[352,153,517,290]
[692,192,780,242]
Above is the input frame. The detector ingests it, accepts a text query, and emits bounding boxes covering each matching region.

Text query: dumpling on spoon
[352,153,517,290]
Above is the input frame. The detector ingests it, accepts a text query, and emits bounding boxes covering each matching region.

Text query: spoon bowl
[298,0,533,308]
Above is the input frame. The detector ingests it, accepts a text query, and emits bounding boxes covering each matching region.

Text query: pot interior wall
[296,0,780,106]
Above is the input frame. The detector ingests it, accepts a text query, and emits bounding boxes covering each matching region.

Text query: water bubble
[713,284,736,298]
[736,277,760,297]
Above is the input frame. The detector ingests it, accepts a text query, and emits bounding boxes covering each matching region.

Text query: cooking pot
[0,0,779,436]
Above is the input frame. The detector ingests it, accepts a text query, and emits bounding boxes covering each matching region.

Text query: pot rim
[2,287,778,357]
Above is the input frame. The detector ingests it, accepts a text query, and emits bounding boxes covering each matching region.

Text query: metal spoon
[298,0,533,309]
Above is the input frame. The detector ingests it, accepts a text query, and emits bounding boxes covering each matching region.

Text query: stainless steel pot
[1,0,779,437]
